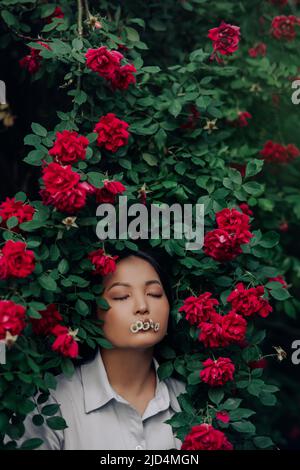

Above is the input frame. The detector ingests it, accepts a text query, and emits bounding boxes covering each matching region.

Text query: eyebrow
[107,280,162,291]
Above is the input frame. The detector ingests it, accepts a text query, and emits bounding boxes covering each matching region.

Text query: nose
[134,293,149,315]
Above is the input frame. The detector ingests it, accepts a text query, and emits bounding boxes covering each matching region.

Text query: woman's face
[97,256,170,349]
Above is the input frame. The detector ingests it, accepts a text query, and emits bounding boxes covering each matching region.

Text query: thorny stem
[83,0,92,22]
[77,0,83,37]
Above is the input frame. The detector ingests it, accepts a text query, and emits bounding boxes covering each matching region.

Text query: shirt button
[135,445,143,450]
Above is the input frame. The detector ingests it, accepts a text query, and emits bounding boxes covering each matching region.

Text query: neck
[99,347,156,397]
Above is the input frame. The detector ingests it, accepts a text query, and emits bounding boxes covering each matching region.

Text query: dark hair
[75,248,174,365]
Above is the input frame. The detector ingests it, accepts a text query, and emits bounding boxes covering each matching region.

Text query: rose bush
[0,0,300,451]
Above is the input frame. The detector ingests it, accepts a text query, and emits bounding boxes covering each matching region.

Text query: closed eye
[113,294,163,301]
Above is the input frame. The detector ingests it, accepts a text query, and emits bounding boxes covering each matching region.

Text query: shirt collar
[80,347,180,415]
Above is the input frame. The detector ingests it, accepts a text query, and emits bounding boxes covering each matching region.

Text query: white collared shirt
[20,348,186,450]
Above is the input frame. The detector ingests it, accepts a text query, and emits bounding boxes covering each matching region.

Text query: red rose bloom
[0,197,34,229]
[95,180,126,204]
[85,46,123,79]
[216,208,251,233]
[261,140,300,164]
[271,16,299,41]
[31,304,63,336]
[200,357,235,387]
[0,240,35,279]
[216,411,230,423]
[93,113,130,153]
[239,203,253,217]
[49,130,89,164]
[208,22,241,62]
[222,311,247,344]
[248,358,268,369]
[231,111,252,127]
[179,292,219,326]
[88,248,119,276]
[19,42,51,74]
[199,313,228,348]
[40,162,87,213]
[227,282,273,318]
[0,300,26,340]
[204,229,242,262]
[51,325,79,358]
[110,64,137,90]
[248,42,267,58]
[181,423,233,450]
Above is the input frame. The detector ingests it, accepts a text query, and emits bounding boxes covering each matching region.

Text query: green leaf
[208,389,224,405]
[222,398,242,410]
[6,216,19,229]
[168,100,182,117]
[245,159,264,178]
[38,274,57,292]
[61,358,75,378]
[269,287,290,301]
[142,153,158,166]
[20,438,44,450]
[46,416,68,430]
[75,299,89,316]
[259,231,280,248]
[31,122,48,137]
[157,361,174,380]
[231,421,256,433]
[1,10,17,27]
[187,371,201,385]
[253,436,274,449]
[58,259,69,275]
[41,404,60,416]
[243,181,264,197]
[96,298,111,310]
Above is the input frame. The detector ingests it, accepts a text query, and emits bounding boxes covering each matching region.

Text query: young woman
[20,250,186,450]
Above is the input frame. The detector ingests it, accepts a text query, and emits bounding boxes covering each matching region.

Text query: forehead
[103,256,160,286]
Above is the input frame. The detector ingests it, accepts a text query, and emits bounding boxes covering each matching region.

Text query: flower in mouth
[130,318,160,333]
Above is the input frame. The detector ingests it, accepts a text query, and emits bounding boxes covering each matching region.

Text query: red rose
[110,64,137,90]
[271,16,299,41]
[179,293,219,326]
[248,42,267,58]
[239,203,253,217]
[49,130,89,164]
[222,311,247,344]
[88,248,119,276]
[208,21,241,62]
[248,358,268,370]
[216,208,251,232]
[230,111,252,127]
[204,229,243,262]
[216,411,230,423]
[42,162,80,192]
[261,140,300,164]
[0,240,35,279]
[31,304,63,336]
[85,46,123,79]
[40,162,87,213]
[227,282,273,318]
[51,325,79,358]
[0,300,26,340]
[95,180,126,204]
[199,313,227,348]
[200,357,235,387]
[93,113,130,153]
[0,197,34,230]
[181,423,233,450]
[19,42,51,74]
